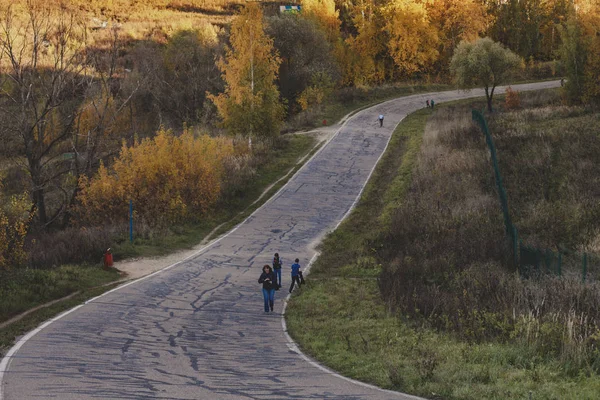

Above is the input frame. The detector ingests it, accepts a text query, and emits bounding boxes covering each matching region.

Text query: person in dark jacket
[273,253,282,289]
[258,264,276,312]
[289,258,302,293]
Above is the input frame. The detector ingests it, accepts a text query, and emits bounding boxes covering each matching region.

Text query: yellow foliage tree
[426,0,487,68]
[298,86,325,111]
[343,0,386,85]
[381,0,439,77]
[209,3,285,138]
[301,0,348,85]
[0,179,32,269]
[76,129,234,226]
[301,0,342,44]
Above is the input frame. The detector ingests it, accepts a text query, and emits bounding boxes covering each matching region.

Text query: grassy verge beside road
[1,82,445,356]
[0,281,121,350]
[0,133,318,356]
[0,265,121,324]
[114,133,318,259]
[287,90,600,399]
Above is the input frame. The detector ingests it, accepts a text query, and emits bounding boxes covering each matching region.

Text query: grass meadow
[287,89,600,399]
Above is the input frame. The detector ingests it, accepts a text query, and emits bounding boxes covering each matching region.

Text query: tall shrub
[0,181,31,269]
[209,3,285,138]
[76,128,233,226]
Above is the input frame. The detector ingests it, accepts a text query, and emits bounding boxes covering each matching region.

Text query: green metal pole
[472,110,513,234]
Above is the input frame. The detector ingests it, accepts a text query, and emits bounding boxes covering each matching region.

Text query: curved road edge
[0,100,355,400]
[0,80,560,400]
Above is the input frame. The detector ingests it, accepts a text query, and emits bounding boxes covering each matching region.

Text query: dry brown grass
[379,91,600,372]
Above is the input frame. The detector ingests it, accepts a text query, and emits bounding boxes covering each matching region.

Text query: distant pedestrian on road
[430,100,435,109]
[273,253,282,289]
[258,264,276,312]
[426,100,430,108]
[289,258,302,293]
[378,114,384,127]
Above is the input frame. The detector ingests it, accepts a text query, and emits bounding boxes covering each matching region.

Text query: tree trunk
[485,86,493,112]
[488,85,497,113]
[32,185,47,225]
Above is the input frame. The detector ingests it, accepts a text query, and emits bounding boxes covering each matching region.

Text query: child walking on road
[289,258,302,293]
[258,265,277,312]
[273,253,282,289]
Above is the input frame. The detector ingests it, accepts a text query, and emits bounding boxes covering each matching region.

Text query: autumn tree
[210,3,284,138]
[343,0,387,85]
[0,178,31,269]
[558,14,588,103]
[301,0,342,45]
[484,0,571,60]
[65,27,138,226]
[301,0,349,85]
[381,0,439,77]
[156,25,223,126]
[426,0,487,70]
[577,0,600,103]
[450,37,522,112]
[0,1,89,226]
[76,128,233,226]
[538,0,571,58]
[267,13,339,111]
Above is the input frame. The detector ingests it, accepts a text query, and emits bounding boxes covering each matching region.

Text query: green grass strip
[0,134,318,354]
[286,104,600,399]
[0,282,121,355]
[113,134,317,259]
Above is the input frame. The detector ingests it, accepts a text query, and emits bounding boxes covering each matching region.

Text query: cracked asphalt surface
[0,82,559,400]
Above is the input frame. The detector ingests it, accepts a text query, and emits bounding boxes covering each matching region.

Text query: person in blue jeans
[258,264,276,312]
[289,258,302,293]
[272,253,282,289]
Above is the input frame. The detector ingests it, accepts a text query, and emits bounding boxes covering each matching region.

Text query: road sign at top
[279,5,301,13]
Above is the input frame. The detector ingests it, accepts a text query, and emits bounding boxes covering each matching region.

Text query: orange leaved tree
[76,128,234,226]
[0,179,32,269]
[381,0,440,77]
[210,3,285,139]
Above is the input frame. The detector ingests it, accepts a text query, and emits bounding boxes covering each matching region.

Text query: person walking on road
[430,99,435,109]
[426,100,430,108]
[273,253,282,289]
[289,258,302,293]
[258,264,276,312]
[378,114,384,127]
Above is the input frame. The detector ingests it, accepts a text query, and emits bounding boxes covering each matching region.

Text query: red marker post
[103,248,113,269]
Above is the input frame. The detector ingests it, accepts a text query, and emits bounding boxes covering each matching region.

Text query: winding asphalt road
[0,81,559,400]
